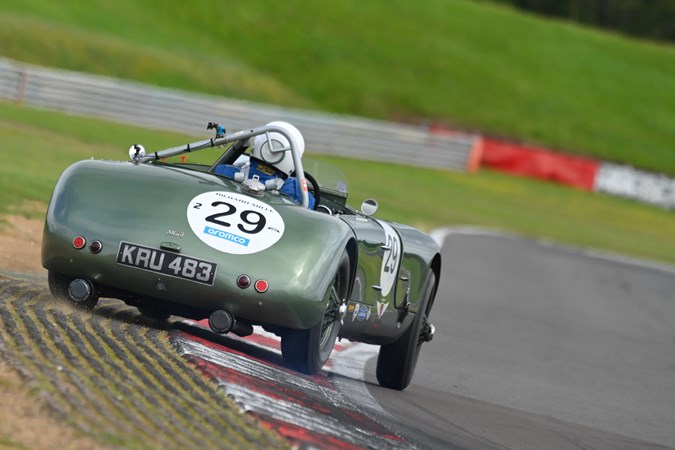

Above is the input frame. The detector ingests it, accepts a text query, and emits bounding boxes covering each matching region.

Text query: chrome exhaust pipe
[423,323,436,342]
[208,309,233,334]
[208,309,253,337]
[68,279,93,303]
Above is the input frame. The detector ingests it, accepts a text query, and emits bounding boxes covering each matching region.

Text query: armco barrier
[0,58,476,171]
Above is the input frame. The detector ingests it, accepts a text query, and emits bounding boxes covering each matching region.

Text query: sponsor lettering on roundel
[187,191,285,255]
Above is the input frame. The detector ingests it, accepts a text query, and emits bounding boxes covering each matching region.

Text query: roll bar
[133,124,309,208]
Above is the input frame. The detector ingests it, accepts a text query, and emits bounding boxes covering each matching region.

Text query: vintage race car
[42,122,440,390]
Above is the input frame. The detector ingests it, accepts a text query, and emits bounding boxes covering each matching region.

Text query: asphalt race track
[172,230,675,449]
[2,230,674,449]
[367,231,675,449]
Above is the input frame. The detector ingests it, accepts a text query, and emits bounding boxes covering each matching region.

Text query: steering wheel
[302,171,321,210]
[208,138,250,172]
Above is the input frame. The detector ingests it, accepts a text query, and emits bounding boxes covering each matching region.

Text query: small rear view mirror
[361,199,378,216]
[128,144,146,162]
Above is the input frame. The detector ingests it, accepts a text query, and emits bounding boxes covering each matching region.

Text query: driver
[214,121,315,208]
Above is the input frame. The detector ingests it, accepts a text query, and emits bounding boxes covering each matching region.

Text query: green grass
[0,103,201,218]
[0,436,29,450]
[1,0,674,175]
[2,101,674,265]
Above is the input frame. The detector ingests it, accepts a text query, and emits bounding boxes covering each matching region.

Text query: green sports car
[42,122,440,390]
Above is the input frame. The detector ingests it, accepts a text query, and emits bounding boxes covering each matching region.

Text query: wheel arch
[344,237,358,302]
[427,252,442,313]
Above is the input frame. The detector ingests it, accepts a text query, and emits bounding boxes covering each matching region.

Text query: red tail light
[73,236,86,250]
[254,279,269,293]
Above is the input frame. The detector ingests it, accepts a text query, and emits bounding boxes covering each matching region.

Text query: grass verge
[1,101,674,265]
[0,279,285,449]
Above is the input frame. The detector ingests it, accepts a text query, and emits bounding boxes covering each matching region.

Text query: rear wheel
[47,270,70,300]
[281,249,350,374]
[376,271,437,390]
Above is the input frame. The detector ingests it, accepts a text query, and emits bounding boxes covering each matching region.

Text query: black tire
[47,270,70,300]
[376,271,437,390]
[281,249,350,374]
[47,270,99,310]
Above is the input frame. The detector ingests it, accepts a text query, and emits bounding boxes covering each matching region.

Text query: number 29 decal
[187,192,285,255]
[377,220,402,298]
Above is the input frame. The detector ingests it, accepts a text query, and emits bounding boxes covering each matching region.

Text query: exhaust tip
[68,279,93,302]
[209,309,234,334]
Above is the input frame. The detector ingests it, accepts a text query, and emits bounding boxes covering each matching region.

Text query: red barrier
[481,138,599,191]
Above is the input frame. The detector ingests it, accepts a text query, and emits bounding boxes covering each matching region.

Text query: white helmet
[251,121,305,176]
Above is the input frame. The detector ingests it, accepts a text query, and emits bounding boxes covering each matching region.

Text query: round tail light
[254,279,269,293]
[89,240,102,254]
[73,236,86,250]
[236,275,251,289]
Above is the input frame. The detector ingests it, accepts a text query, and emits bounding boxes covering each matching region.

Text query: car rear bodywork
[42,122,441,387]
[42,159,354,329]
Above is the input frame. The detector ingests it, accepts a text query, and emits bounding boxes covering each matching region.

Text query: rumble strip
[170,322,416,449]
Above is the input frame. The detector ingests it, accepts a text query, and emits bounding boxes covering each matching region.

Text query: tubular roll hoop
[139,125,309,208]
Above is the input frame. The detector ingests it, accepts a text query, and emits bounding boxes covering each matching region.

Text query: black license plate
[116,241,217,286]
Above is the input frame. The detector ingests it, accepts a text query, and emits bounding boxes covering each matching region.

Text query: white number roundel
[187,191,285,255]
[377,220,401,298]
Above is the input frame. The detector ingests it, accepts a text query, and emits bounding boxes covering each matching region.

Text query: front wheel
[281,249,350,374]
[376,271,437,390]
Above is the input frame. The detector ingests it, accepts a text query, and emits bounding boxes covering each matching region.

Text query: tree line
[484,0,675,43]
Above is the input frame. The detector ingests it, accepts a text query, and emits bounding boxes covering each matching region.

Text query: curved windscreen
[302,158,348,199]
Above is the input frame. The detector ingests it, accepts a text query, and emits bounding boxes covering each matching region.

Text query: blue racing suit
[215,158,315,208]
